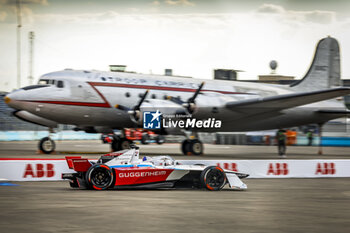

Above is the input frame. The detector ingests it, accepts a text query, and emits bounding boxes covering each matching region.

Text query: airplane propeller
[188,82,205,105]
[166,82,205,114]
[116,82,205,123]
[136,90,149,109]
[115,90,149,124]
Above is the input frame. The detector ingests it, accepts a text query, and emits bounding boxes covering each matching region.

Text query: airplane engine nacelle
[13,110,58,128]
[141,99,188,116]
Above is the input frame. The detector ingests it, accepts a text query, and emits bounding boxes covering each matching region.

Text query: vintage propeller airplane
[4,36,350,155]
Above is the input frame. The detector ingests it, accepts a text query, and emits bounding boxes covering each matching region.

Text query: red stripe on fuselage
[20,100,110,108]
[88,82,111,107]
[17,82,251,108]
[88,82,249,95]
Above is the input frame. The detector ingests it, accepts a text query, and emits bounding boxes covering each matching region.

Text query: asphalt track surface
[1,141,350,232]
[1,179,350,233]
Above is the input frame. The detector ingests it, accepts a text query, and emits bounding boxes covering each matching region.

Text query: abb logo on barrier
[217,162,238,172]
[267,163,289,175]
[315,162,336,175]
[23,164,55,178]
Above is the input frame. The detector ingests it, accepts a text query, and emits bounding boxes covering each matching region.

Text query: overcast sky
[1,0,350,91]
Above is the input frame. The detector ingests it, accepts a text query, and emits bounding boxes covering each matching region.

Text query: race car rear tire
[38,137,55,154]
[85,164,114,190]
[200,166,227,191]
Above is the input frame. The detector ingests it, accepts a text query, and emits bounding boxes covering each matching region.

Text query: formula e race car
[62,148,248,191]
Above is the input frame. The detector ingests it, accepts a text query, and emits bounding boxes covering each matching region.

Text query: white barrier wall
[178,160,350,178]
[0,159,72,181]
[0,159,350,181]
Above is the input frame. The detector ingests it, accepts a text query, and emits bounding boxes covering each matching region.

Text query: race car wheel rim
[89,166,113,189]
[204,168,226,190]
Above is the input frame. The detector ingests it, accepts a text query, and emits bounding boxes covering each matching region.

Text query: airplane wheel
[141,134,150,144]
[119,138,132,150]
[181,139,191,155]
[189,139,203,155]
[156,135,165,144]
[200,166,227,191]
[38,137,55,154]
[111,137,120,151]
[86,164,114,190]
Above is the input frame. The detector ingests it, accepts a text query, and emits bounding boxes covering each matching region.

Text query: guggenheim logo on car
[119,171,167,178]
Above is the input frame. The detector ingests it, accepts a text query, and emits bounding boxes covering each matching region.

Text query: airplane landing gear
[318,123,324,155]
[111,136,132,151]
[38,137,56,154]
[119,138,132,150]
[156,135,165,145]
[181,139,203,155]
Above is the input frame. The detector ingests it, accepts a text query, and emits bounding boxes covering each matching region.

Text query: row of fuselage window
[125,92,183,101]
[39,79,186,100]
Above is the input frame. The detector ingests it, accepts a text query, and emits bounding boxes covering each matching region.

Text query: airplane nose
[4,95,11,104]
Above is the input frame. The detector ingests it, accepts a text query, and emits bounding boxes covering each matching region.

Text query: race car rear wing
[65,156,92,172]
[65,156,82,169]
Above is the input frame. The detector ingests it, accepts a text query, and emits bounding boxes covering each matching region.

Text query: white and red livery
[62,148,248,191]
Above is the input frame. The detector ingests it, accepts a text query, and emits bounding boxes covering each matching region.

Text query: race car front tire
[200,166,227,191]
[85,164,114,190]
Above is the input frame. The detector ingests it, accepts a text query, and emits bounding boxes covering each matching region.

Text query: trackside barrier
[178,160,350,178]
[0,159,72,181]
[0,159,350,181]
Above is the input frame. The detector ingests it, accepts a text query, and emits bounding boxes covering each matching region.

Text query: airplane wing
[317,109,350,115]
[225,87,350,114]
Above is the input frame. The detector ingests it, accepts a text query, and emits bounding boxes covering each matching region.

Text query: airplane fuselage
[6,69,346,133]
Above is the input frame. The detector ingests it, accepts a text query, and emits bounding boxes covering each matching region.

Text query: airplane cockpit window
[38,79,49,85]
[22,84,49,90]
[38,79,56,85]
[57,80,64,88]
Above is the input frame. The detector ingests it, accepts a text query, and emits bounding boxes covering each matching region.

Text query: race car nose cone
[4,96,11,104]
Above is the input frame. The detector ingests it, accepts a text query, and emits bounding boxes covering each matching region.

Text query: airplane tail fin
[290,36,341,91]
